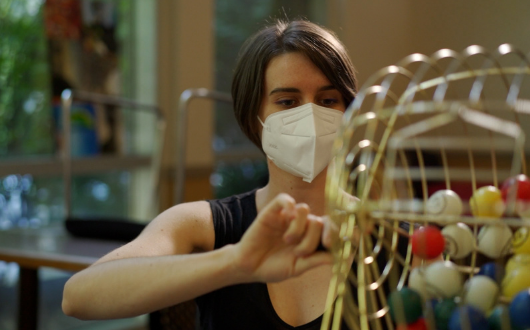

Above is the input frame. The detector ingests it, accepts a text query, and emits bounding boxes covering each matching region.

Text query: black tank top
[196,189,409,330]
[196,189,323,330]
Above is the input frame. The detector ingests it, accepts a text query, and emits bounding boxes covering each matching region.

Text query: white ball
[424,261,463,298]
[408,266,429,301]
[463,275,499,313]
[477,224,513,259]
[441,223,475,259]
[426,189,463,216]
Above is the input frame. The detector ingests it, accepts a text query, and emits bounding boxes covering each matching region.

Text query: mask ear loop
[257,116,265,127]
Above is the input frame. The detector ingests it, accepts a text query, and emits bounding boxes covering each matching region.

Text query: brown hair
[232,19,358,151]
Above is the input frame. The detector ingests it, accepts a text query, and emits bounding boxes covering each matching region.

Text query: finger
[293,215,324,256]
[321,215,339,249]
[292,252,333,276]
[283,204,310,244]
[262,193,296,221]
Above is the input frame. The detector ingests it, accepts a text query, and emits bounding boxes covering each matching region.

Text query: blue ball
[448,305,489,330]
[509,289,530,329]
[489,304,525,330]
[478,262,505,285]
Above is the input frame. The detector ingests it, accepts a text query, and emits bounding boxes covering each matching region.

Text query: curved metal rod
[73,90,164,119]
[174,88,232,205]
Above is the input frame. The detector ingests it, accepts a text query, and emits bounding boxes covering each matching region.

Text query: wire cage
[323,44,530,330]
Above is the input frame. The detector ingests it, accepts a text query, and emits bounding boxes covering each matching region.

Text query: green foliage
[0,0,53,157]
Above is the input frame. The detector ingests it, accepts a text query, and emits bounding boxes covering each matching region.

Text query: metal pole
[60,89,164,219]
[61,89,73,219]
[174,88,232,205]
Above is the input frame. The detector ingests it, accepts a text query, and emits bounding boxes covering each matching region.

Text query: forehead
[263,52,331,92]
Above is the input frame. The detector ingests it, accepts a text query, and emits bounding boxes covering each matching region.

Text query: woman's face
[258,52,346,124]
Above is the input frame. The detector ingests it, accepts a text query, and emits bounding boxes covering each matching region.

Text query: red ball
[396,318,427,330]
[501,174,530,217]
[411,226,445,259]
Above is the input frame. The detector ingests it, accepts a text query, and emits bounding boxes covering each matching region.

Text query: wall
[331,1,530,85]
[327,1,530,185]
[157,0,215,208]
[154,2,530,209]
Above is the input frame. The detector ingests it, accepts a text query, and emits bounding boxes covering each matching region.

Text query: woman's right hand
[233,193,333,283]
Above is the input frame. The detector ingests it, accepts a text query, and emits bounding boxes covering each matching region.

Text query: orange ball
[397,318,427,330]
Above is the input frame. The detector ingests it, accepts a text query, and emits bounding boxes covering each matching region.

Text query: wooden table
[0,225,124,330]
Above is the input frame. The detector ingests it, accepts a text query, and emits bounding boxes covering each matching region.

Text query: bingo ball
[462,275,499,313]
[512,227,530,255]
[396,318,427,330]
[448,305,489,330]
[488,305,513,330]
[502,267,530,299]
[434,298,458,330]
[506,254,530,274]
[477,224,513,259]
[509,289,530,329]
[388,287,424,324]
[469,185,505,218]
[477,262,505,285]
[424,261,463,299]
[441,223,475,259]
[422,298,438,322]
[501,174,530,217]
[426,190,463,216]
[411,226,445,259]
[408,267,429,301]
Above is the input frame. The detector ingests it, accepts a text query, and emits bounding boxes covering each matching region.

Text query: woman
[62,19,357,329]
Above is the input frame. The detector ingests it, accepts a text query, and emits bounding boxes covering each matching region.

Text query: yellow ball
[506,254,530,274]
[470,186,505,218]
[501,267,530,299]
[513,227,530,255]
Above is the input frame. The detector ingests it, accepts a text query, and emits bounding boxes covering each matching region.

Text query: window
[0,0,153,328]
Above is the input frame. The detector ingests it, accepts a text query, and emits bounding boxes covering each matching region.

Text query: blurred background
[1,0,530,329]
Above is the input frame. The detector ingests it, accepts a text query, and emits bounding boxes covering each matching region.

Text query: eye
[321,98,339,107]
[275,99,297,107]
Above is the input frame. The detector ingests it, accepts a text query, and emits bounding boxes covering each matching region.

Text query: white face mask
[258,103,343,183]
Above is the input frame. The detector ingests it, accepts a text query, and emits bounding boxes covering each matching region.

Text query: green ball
[434,298,457,330]
[388,287,423,324]
[488,305,523,330]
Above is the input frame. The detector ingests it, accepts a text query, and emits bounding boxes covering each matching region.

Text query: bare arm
[62,194,332,320]
[62,201,227,319]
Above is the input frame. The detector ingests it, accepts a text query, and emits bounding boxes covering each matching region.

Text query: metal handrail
[60,89,166,219]
[174,88,232,205]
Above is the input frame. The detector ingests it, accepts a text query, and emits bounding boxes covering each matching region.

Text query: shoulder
[209,190,258,225]
[134,190,258,256]
[93,201,215,265]
[209,189,258,213]
[138,200,215,254]
[208,189,259,248]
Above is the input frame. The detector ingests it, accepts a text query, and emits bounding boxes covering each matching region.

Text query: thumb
[293,252,333,276]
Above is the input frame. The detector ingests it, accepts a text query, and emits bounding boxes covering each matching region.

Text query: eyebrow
[268,85,337,96]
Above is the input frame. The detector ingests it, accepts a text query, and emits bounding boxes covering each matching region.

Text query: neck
[256,159,328,216]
